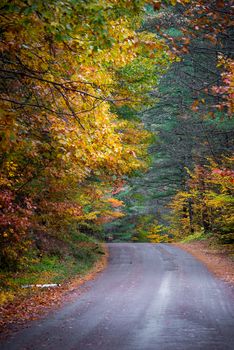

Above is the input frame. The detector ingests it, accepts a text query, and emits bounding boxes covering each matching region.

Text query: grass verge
[0,239,108,335]
[180,231,211,243]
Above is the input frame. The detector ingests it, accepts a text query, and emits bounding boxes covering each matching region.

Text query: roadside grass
[0,237,104,306]
[180,231,212,243]
[178,232,234,261]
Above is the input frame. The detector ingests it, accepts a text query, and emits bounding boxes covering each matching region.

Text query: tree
[0,0,173,268]
[107,0,233,241]
[169,157,234,242]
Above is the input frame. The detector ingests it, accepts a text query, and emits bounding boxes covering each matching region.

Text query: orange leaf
[153,1,161,11]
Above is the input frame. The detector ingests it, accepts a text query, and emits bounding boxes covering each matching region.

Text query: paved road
[1,243,234,350]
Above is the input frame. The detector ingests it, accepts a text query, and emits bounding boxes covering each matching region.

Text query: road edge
[173,241,234,287]
[0,243,109,337]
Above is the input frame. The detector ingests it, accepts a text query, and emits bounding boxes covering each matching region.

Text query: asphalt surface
[1,243,234,350]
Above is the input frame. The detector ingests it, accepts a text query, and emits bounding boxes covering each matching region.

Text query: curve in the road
[1,243,234,350]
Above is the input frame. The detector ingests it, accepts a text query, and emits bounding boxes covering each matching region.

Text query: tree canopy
[0,0,175,268]
[105,0,233,243]
[0,0,233,271]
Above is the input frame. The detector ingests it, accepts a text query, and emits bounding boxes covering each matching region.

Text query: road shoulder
[173,241,234,286]
[0,244,108,337]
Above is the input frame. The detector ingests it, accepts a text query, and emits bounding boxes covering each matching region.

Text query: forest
[0,0,233,305]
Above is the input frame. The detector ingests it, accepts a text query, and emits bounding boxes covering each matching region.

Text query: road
[1,243,234,350]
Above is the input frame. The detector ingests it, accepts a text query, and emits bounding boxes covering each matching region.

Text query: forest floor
[174,240,234,286]
[0,245,108,337]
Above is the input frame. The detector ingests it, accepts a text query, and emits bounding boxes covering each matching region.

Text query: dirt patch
[0,244,108,338]
[174,241,234,286]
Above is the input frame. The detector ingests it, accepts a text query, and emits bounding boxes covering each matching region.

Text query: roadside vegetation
[105,1,234,250]
[0,233,103,305]
[0,0,176,307]
[0,0,233,311]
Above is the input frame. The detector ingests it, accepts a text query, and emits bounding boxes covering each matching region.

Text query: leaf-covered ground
[174,241,234,286]
[0,245,108,338]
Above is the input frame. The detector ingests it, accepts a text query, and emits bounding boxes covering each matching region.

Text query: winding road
[1,243,234,350]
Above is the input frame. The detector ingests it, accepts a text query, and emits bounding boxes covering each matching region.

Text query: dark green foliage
[105,4,233,242]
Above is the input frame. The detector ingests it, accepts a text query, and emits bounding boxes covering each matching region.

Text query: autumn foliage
[169,157,234,243]
[0,0,233,271]
[0,1,176,269]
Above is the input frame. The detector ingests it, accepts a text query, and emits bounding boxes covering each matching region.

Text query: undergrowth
[180,231,211,243]
[0,232,104,305]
